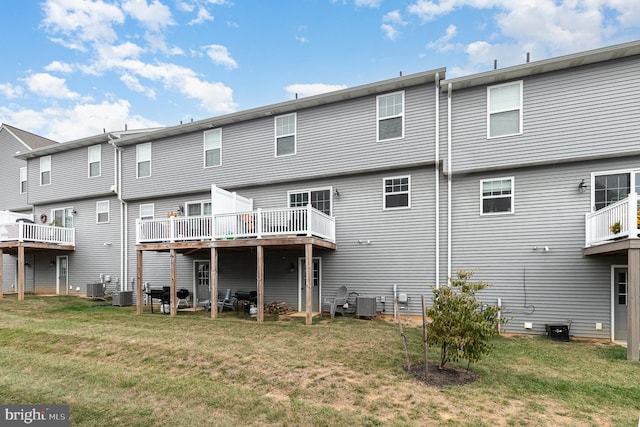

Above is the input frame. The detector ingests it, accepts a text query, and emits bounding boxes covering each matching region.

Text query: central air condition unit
[112,291,133,307]
[86,282,104,298]
[356,296,377,318]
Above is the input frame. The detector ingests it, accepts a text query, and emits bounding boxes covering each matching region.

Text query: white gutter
[434,73,440,288]
[447,83,452,285]
[108,135,127,291]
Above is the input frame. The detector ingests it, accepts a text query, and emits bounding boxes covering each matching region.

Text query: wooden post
[17,245,25,301]
[0,248,3,300]
[421,295,428,378]
[627,248,640,361]
[170,249,177,317]
[305,243,312,325]
[210,247,218,319]
[257,245,264,323]
[136,249,143,314]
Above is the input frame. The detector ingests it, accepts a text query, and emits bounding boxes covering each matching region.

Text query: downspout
[447,82,452,284]
[108,135,126,291]
[434,73,440,289]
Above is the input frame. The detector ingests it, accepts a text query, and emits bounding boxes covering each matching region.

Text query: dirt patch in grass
[406,362,478,388]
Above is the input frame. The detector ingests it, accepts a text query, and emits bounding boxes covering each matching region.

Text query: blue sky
[1,0,639,142]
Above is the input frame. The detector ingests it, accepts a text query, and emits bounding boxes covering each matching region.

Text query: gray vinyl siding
[450,55,640,173]
[449,158,640,339]
[0,130,30,211]
[27,143,116,205]
[120,85,438,200]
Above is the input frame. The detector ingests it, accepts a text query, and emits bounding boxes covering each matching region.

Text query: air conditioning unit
[356,296,377,318]
[112,291,133,307]
[86,283,104,298]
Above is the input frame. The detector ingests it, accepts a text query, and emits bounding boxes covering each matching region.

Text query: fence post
[306,204,312,237]
[257,208,263,239]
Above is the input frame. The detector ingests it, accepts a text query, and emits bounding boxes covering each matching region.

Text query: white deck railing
[0,222,75,245]
[585,192,639,246]
[136,205,336,244]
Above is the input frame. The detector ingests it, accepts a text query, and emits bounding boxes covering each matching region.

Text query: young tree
[426,269,504,369]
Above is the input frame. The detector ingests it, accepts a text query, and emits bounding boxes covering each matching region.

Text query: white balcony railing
[585,192,639,246]
[136,205,336,244]
[0,222,76,246]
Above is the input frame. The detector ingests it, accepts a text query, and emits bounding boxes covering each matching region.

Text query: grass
[0,295,639,426]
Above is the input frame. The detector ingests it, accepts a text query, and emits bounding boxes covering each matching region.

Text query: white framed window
[88,145,101,177]
[40,156,51,186]
[96,200,109,224]
[275,113,296,157]
[186,200,212,216]
[481,177,514,215]
[590,169,640,211]
[288,188,332,216]
[383,176,410,210]
[20,167,27,194]
[140,203,154,220]
[136,142,151,178]
[204,129,222,167]
[377,91,404,141]
[487,81,522,138]
[51,207,73,227]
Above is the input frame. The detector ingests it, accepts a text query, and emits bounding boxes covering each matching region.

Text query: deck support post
[136,250,143,314]
[305,243,312,325]
[627,248,640,361]
[210,247,218,319]
[170,249,177,317]
[17,245,24,301]
[0,248,3,299]
[257,245,264,323]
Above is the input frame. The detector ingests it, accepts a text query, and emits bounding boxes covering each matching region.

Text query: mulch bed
[406,362,478,388]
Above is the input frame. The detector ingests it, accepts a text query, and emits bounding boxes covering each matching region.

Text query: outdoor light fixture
[333,188,340,197]
[578,179,588,193]
[289,263,296,273]
[177,206,185,215]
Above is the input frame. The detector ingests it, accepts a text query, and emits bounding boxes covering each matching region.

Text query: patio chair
[218,288,237,313]
[321,285,349,318]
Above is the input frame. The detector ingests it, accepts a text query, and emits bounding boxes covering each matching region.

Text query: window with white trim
[40,156,51,186]
[186,200,212,216]
[275,113,296,157]
[88,145,101,177]
[96,200,109,223]
[288,188,332,215]
[52,207,73,227]
[136,142,151,178]
[487,81,522,138]
[383,176,410,210]
[140,203,154,220]
[481,177,514,214]
[204,129,222,167]
[19,167,27,194]
[377,91,404,141]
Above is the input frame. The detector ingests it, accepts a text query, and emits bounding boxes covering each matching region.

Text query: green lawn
[0,295,638,426]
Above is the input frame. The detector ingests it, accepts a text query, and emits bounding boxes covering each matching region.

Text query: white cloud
[0,99,165,142]
[427,24,457,52]
[204,44,238,69]
[0,83,24,98]
[189,7,214,25]
[284,83,348,99]
[355,0,381,7]
[120,74,157,99]
[382,10,407,40]
[121,0,174,33]
[44,61,74,73]
[22,73,81,100]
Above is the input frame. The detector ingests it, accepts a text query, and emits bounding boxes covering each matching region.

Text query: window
[96,200,109,223]
[487,81,522,138]
[377,91,404,141]
[52,207,73,227]
[275,113,296,157]
[204,129,222,167]
[40,156,51,186]
[594,172,632,211]
[186,200,212,216]
[481,178,514,214]
[88,145,101,177]
[383,176,410,210]
[136,143,151,178]
[140,204,154,220]
[19,167,27,194]
[288,189,332,215]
